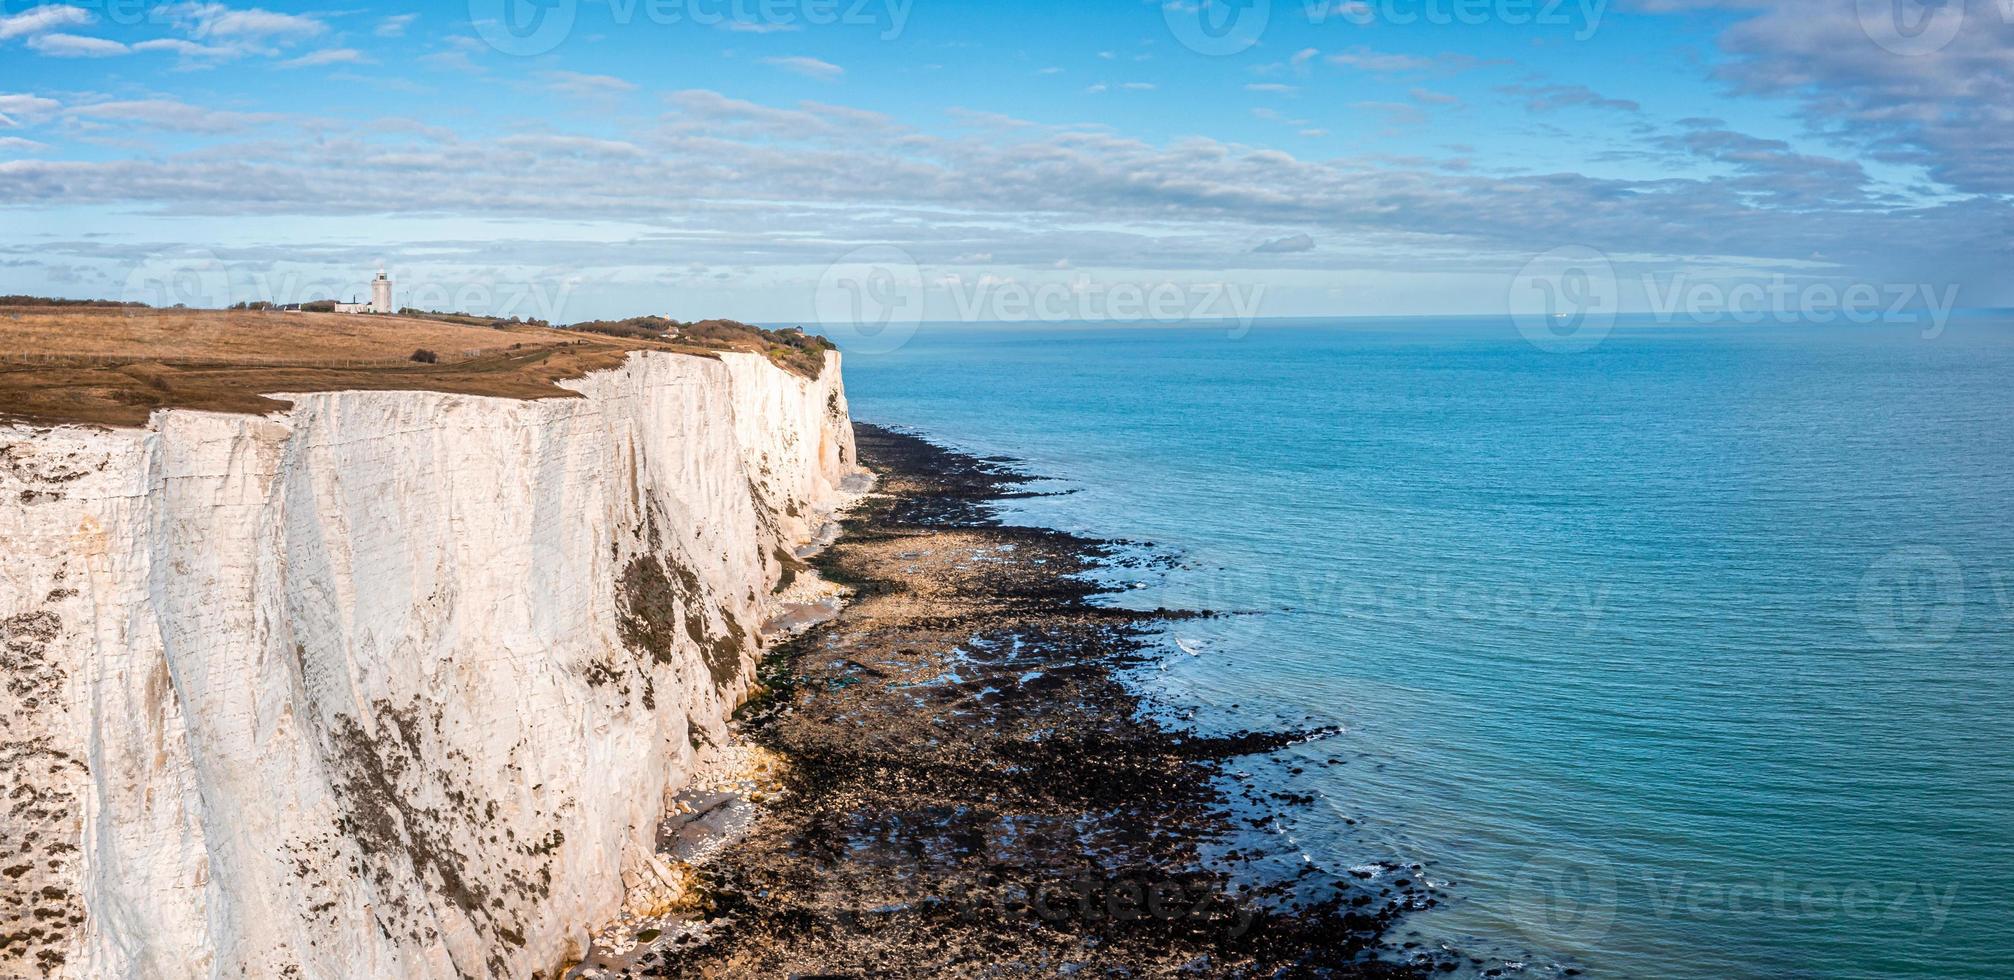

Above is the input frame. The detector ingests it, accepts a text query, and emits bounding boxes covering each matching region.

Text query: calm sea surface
[832,316,2014,979]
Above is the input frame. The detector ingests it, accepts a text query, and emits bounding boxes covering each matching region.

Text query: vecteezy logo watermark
[1858,546,1966,651]
[470,0,577,56]
[1508,246,1618,354]
[1309,0,1607,40]
[1507,848,1618,945]
[1164,0,1271,56]
[815,245,926,354]
[470,0,914,56]
[1855,0,1969,56]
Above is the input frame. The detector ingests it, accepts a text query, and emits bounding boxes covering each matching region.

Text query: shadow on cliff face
[615,424,1458,978]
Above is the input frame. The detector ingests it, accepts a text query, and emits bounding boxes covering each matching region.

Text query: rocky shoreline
[619,423,1457,977]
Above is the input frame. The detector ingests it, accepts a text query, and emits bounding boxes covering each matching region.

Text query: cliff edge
[0,347,861,978]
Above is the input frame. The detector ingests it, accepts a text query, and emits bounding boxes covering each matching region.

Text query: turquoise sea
[833,316,2014,979]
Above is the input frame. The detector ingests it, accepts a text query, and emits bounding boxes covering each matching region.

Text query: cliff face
[0,351,859,979]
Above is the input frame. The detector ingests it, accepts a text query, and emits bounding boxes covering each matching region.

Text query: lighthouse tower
[370,272,393,314]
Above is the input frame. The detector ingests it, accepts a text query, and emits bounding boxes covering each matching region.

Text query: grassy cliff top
[0,305,834,428]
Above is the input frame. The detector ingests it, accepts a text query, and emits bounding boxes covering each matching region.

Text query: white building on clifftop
[334,272,393,314]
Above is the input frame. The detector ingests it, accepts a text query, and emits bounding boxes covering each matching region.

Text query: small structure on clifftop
[334,272,394,315]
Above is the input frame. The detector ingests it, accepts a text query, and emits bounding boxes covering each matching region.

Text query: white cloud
[166,2,326,39]
[65,98,281,132]
[0,94,61,125]
[375,13,418,37]
[945,108,1037,130]
[27,33,129,57]
[1352,100,1425,127]
[540,70,637,97]
[1327,48,1436,72]
[3,88,2008,313]
[497,134,645,157]
[277,48,365,68]
[133,37,241,61]
[420,49,484,74]
[1246,83,1299,95]
[761,56,843,81]
[1686,0,2014,195]
[1120,82,1156,91]
[664,89,898,139]
[0,4,93,40]
[1252,46,1323,79]
[1499,82,1638,113]
[0,136,48,152]
[1326,46,1496,75]
[1255,233,1316,253]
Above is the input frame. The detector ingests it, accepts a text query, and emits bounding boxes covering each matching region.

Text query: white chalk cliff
[0,350,860,978]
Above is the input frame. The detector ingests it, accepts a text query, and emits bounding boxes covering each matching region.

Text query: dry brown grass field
[0,306,824,427]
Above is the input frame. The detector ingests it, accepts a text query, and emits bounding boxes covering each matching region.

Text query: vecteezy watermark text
[1164,0,1605,55]
[944,872,1258,939]
[118,248,579,323]
[812,244,1269,352]
[1641,274,1959,338]
[1644,873,1959,932]
[938,274,1266,331]
[1512,848,1962,945]
[470,0,913,56]
[1308,0,1606,39]
[599,0,911,35]
[1507,245,1962,353]
[1179,562,1612,630]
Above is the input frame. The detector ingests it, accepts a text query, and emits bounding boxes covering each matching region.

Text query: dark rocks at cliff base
[642,422,1454,978]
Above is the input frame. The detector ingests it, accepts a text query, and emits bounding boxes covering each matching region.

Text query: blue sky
[1,0,2009,324]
